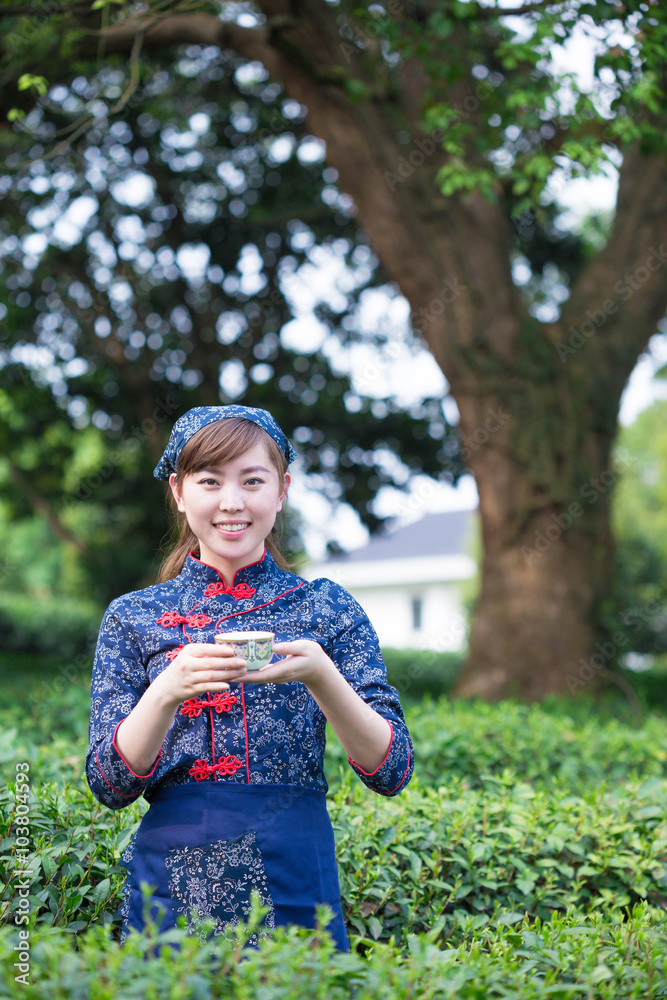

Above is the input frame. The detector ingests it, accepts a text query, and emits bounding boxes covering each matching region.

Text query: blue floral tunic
[86,549,414,948]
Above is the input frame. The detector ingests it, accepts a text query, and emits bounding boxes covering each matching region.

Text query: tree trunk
[456,423,616,699]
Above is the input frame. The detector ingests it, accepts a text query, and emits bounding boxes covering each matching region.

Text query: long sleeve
[322,585,414,796]
[86,604,162,810]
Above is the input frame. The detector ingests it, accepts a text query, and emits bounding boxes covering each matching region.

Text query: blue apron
[121,782,350,952]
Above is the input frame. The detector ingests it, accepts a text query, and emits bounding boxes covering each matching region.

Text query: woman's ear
[169,473,186,513]
[277,472,291,511]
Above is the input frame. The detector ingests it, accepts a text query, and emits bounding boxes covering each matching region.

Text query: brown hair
[156,417,290,582]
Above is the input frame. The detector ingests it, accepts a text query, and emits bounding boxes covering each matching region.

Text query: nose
[218,484,244,512]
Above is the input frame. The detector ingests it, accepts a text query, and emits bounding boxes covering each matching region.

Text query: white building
[304,510,478,650]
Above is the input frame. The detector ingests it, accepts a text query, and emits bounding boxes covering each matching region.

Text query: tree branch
[564,144,667,372]
[9,464,88,555]
[98,13,279,71]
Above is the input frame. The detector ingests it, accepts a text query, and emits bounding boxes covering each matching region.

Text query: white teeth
[217,523,248,532]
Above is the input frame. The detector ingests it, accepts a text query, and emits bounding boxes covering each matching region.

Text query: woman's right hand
[152,642,244,708]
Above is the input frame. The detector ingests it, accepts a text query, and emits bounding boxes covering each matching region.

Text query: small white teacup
[214,631,274,671]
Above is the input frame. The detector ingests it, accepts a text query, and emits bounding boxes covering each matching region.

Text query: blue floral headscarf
[153,405,297,480]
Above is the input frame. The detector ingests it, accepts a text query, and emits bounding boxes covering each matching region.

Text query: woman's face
[169,441,289,580]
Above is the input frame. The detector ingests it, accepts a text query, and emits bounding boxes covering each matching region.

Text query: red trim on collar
[213,581,306,631]
[188,548,267,591]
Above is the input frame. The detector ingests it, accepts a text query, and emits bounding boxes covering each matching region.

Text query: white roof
[304,510,478,588]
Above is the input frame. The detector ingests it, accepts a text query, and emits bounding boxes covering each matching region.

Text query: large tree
[2,0,667,697]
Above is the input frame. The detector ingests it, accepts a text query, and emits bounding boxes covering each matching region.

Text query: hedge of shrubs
[0,592,100,661]
[1,902,666,999]
[328,695,667,791]
[1,679,667,997]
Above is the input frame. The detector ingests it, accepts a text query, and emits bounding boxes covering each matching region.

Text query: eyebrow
[200,465,271,475]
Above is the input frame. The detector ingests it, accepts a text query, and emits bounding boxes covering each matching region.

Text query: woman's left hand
[219,639,337,689]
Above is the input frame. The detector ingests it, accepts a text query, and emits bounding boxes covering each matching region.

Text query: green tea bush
[331,772,667,944]
[2,678,667,996]
[327,696,667,794]
[3,728,667,952]
[0,901,665,999]
[0,776,142,936]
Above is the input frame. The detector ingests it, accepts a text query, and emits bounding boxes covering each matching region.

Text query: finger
[272,644,298,657]
[184,657,247,673]
[216,658,248,672]
[198,673,239,689]
[186,642,234,657]
[241,663,288,684]
[185,680,230,693]
[272,640,311,653]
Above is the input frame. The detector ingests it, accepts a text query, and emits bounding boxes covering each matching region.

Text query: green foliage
[610,401,667,655]
[391,0,667,209]
[3,680,667,982]
[0,772,141,936]
[2,667,667,995]
[0,592,100,660]
[382,647,463,701]
[329,696,667,794]
[17,74,48,96]
[0,902,666,999]
[333,772,667,944]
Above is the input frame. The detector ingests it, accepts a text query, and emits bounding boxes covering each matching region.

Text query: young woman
[86,405,414,951]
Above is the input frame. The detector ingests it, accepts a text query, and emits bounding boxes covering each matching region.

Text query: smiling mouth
[215,523,250,533]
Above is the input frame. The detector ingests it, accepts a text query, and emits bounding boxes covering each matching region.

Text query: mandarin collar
[179,548,276,592]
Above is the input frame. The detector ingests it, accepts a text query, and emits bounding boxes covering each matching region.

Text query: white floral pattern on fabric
[164,831,276,944]
[86,550,414,810]
[118,837,135,946]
